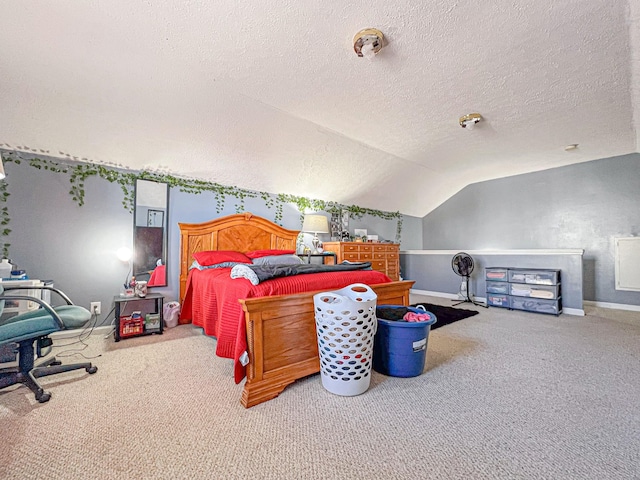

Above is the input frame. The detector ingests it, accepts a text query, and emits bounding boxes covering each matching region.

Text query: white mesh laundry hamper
[163,301,181,328]
[313,283,377,396]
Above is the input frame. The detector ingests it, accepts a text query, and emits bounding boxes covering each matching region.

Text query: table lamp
[116,246,134,297]
[302,214,330,254]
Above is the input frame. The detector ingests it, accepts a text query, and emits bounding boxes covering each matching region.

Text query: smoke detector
[459,113,483,130]
[353,28,385,59]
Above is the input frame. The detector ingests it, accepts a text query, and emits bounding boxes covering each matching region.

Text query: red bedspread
[148,265,165,286]
[180,267,391,382]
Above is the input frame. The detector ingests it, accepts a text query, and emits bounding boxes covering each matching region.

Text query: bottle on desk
[0,259,12,280]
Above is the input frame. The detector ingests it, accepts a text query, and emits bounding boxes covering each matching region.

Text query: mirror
[133,179,169,287]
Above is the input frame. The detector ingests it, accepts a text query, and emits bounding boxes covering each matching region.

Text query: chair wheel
[87,366,98,374]
[37,391,51,403]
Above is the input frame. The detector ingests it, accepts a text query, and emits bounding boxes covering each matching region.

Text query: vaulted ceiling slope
[1,1,638,218]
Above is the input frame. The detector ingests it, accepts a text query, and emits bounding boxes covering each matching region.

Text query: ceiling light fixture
[353,28,385,59]
[459,113,482,130]
[564,144,579,151]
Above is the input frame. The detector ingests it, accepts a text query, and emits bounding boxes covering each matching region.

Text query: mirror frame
[133,179,169,287]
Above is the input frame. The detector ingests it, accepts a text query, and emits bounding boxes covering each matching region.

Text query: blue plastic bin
[373,306,437,377]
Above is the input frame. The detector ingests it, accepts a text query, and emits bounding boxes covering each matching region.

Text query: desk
[298,252,337,265]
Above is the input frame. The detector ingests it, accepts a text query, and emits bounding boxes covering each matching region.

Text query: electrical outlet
[90,301,101,315]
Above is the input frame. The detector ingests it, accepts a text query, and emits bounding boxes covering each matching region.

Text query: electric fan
[451,252,486,307]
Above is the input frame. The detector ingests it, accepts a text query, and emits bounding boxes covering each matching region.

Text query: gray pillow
[190,260,248,270]
[251,254,303,266]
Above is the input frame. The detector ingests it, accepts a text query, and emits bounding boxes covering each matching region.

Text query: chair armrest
[0,294,66,329]
[2,285,74,305]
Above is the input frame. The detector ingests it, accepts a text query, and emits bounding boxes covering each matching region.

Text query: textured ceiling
[1,1,638,217]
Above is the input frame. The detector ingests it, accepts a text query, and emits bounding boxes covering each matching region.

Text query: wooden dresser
[322,242,400,281]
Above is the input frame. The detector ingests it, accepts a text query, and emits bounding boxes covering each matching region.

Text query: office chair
[0,284,98,403]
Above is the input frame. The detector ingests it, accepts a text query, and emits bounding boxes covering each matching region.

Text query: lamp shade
[302,214,329,234]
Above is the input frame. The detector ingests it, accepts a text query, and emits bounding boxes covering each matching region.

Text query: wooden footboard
[239,280,414,408]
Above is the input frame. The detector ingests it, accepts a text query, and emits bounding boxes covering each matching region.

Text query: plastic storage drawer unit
[486,267,562,316]
[510,296,562,315]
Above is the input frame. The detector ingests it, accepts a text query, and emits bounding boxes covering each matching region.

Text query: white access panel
[614,237,640,291]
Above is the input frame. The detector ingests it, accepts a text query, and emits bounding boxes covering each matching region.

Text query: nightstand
[114,293,164,342]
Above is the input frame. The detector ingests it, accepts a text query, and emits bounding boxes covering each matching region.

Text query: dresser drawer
[343,252,361,262]
[374,244,399,251]
[371,260,387,271]
[386,265,399,276]
[358,244,372,254]
[386,259,399,272]
[342,244,372,254]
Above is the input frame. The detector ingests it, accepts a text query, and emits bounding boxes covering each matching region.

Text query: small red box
[119,315,144,337]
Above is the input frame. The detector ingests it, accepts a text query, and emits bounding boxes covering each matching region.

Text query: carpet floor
[1,295,639,479]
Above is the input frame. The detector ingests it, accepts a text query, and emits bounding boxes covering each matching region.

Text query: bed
[178,212,414,407]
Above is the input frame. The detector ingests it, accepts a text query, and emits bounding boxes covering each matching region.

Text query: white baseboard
[583,300,640,312]
[50,325,114,340]
[411,289,460,300]
[411,289,586,316]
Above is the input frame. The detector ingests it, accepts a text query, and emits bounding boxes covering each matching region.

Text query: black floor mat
[409,303,479,329]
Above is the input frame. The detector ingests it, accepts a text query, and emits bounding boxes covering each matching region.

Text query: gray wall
[348,214,422,250]
[3,162,133,324]
[1,154,419,326]
[401,251,584,311]
[420,153,640,306]
[9,149,634,320]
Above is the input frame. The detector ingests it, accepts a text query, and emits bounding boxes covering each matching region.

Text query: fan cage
[452,252,474,277]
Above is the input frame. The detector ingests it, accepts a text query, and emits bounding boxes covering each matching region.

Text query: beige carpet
[1,297,639,479]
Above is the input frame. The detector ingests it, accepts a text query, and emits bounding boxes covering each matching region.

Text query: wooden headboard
[178,212,299,301]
